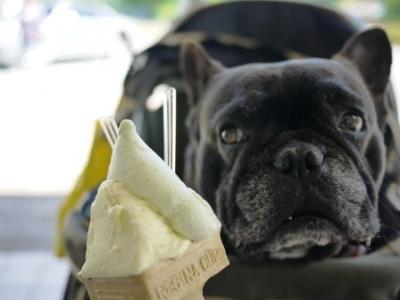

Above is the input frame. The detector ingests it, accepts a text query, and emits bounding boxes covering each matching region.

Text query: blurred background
[0,0,399,299]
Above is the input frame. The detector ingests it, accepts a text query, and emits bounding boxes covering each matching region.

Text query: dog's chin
[236,216,347,261]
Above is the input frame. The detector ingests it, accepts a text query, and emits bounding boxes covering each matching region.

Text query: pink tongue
[333,244,368,258]
[351,245,367,257]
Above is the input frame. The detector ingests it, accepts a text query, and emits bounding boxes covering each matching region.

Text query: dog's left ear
[335,28,392,96]
[180,42,225,106]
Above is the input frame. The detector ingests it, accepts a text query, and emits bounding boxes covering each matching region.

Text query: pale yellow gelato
[108,120,221,241]
[79,119,221,278]
[79,181,190,277]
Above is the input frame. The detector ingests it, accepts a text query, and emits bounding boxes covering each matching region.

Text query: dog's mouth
[235,210,349,260]
[265,212,345,259]
[230,170,379,261]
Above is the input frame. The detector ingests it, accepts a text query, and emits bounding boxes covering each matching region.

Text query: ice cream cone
[80,232,229,300]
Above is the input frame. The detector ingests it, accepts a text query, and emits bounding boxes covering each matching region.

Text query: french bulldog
[180,28,395,261]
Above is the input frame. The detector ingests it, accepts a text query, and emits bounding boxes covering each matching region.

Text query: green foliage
[106,0,157,6]
[384,0,400,20]
[102,0,178,18]
[101,0,155,16]
[154,0,178,19]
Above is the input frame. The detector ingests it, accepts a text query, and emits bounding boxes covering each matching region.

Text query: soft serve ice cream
[108,120,221,241]
[79,120,221,278]
[79,181,191,277]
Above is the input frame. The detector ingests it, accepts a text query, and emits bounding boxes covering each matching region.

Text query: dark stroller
[60,1,400,299]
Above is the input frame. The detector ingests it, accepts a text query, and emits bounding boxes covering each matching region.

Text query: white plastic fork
[99,87,176,172]
[100,117,119,147]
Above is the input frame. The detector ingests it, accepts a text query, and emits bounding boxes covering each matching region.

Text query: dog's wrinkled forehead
[201,59,376,129]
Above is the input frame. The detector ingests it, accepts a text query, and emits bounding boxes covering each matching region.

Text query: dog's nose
[273,142,324,178]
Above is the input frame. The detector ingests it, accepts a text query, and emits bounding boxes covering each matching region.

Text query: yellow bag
[54,121,112,257]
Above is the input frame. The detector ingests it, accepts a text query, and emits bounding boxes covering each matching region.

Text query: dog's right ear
[335,28,392,96]
[180,42,224,105]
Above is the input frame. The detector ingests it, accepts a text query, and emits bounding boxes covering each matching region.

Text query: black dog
[180,28,398,261]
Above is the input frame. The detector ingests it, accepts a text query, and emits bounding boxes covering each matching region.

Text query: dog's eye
[220,127,244,144]
[339,113,364,132]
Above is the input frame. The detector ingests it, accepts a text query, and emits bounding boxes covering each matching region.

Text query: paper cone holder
[80,233,229,300]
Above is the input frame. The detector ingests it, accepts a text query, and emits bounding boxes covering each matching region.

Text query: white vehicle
[34,0,136,64]
[0,0,138,66]
[0,0,24,66]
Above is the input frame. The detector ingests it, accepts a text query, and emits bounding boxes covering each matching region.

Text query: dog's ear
[180,42,224,105]
[335,28,392,96]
